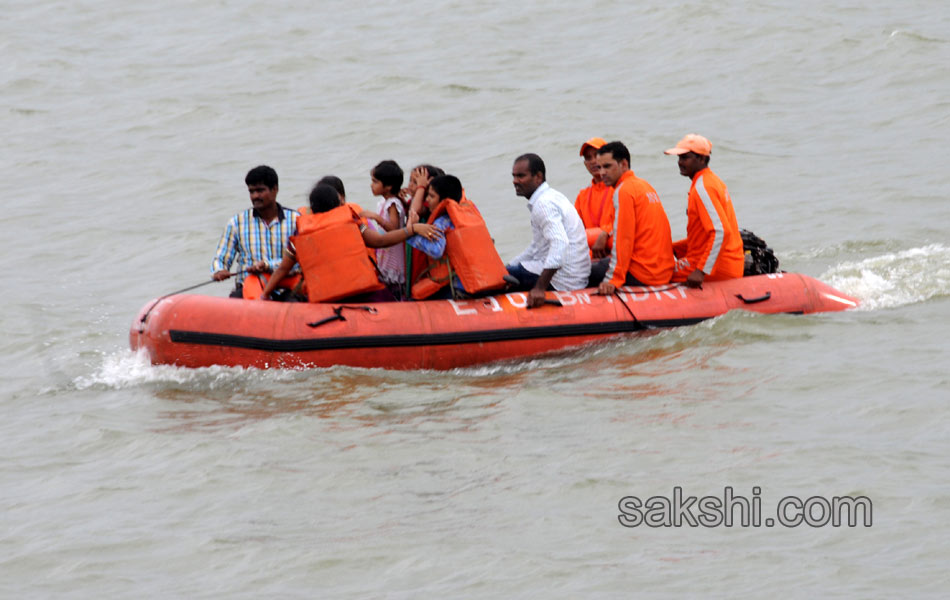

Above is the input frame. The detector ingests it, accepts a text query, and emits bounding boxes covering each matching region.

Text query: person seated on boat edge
[211,165,301,300]
[407,175,509,300]
[402,164,445,221]
[507,153,591,308]
[575,137,616,276]
[594,141,675,295]
[664,134,744,289]
[260,183,443,303]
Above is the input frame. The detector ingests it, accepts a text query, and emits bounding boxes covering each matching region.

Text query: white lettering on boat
[483,296,504,312]
[449,299,477,316]
[506,293,528,308]
[452,287,687,317]
[620,286,688,301]
[554,291,577,306]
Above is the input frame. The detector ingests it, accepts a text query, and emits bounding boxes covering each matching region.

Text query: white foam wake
[821,244,950,310]
[72,349,263,390]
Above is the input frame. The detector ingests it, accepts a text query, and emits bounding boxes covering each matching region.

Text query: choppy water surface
[3,1,949,597]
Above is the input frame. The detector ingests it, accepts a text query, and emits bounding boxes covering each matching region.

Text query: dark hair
[372,160,404,194]
[597,141,630,164]
[415,164,445,179]
[317,175,346,200]
[245,165,278,189]
[309,183,343,214]
[514,153,546,180]
[429,175,463,202]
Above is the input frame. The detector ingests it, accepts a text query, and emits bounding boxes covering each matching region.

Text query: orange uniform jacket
[671,168,744,282]
[575,180,615,250]
[605,170,674,287]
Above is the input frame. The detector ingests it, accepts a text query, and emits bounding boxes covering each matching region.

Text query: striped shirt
[210,204,299,285]
[510,182,591,291]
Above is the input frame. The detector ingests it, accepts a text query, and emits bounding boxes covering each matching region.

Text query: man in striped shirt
[508,153,591,308]
[663,135,744,288]
[211,165,300,298]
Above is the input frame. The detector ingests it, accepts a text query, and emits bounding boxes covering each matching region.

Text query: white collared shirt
[510,182,591,291]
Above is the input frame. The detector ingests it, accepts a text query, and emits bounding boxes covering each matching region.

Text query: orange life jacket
[242,273,304,300]
[293,204,384,303]
[300,204,377,262]
[411,195,508,300]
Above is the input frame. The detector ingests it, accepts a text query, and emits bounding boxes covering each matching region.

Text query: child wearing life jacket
[261,183,443,303]
[407,175,509,300]
[362,160,408,298]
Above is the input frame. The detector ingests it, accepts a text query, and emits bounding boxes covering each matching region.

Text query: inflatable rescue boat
[130,273,858,370]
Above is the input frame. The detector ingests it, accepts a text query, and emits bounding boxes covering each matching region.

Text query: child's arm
[407,215,452,259]
[375,203,401,232]
[261,249,298,300]
[363,222,443,248]
[360,210,385,226]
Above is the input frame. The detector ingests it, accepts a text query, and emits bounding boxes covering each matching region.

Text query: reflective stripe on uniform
[695,175,724,273]
[605,181,625,280]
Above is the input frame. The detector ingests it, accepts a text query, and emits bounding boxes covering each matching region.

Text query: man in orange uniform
[575,137,615,258]
[664,134,744,288]
[595,141,674,294]
[576,137,615,287]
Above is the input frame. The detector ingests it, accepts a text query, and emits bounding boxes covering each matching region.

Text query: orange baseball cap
[664,134,712,156]
[579,137,607,156]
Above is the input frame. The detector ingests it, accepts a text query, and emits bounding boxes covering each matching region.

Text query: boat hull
[130,273,858,370]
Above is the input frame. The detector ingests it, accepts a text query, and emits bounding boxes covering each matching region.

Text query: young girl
[364,160,408,297]
[261,184,443,303]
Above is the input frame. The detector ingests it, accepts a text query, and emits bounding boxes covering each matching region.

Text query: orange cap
[664,134,712,156]
[579,137,607,156]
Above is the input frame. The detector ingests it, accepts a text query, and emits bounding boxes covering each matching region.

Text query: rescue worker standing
[664,134,744,288]
[595,141,674,294]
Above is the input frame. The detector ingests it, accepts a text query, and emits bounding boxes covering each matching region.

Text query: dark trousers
[506,263,555,292]
[587,257,610,288]
[587,260,651,288]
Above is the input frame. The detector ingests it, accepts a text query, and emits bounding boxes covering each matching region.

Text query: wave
[821,243,950,310]
[70,349,301,391]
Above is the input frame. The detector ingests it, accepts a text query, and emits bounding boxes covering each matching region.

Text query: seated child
[407,175,508,300]
[362,160,408,298]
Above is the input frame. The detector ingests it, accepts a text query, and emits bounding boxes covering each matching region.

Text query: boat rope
[613,290,643,330]
[139,270,247,324]
[307,305,377,328]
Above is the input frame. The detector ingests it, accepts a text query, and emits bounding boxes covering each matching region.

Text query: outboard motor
[741,229,780,275]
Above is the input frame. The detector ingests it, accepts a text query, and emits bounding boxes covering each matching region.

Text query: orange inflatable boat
[129,273,858,370]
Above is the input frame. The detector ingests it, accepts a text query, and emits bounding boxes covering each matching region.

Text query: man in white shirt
[507,153,591,308]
